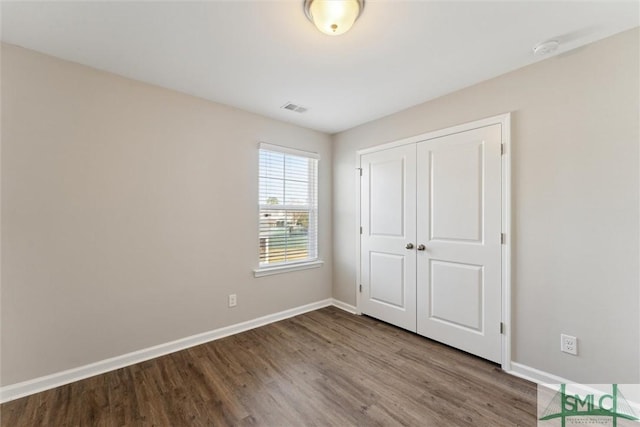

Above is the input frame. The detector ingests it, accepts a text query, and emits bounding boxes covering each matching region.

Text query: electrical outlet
[228,294,237,308]
[561,334,577,355]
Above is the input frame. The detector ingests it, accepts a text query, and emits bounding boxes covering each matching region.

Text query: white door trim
[355,113,512,371]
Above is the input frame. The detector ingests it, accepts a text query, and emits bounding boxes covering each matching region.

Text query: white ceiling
[1,1,638,134]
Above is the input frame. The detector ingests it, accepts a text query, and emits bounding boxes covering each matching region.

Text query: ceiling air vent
[281,102,308,113]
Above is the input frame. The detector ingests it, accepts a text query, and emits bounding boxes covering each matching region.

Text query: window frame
[254,142,323,277]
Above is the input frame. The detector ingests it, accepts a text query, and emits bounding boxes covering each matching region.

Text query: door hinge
[359,284,362,293]
[500,233,505,244]
[500,143,504,155]
[500,322,505,334]
[360,226,363,234]
[357,167,362,176]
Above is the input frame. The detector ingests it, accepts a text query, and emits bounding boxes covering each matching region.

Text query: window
[257,143,319,273]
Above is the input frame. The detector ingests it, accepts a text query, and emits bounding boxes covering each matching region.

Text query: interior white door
[416,124,502,363]
[360,144,417,332]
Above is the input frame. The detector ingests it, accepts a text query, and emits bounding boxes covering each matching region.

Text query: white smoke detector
[533,40,560,56]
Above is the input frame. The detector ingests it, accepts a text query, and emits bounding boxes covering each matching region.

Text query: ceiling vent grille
[281,102,308,113]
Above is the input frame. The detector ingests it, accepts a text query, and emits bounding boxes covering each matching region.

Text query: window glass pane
[284,180,309,206]
[259,150,284,179]
[259,209,310,264]
[284,155,310,182]
[259,147,317,266]
[259,178,284,206]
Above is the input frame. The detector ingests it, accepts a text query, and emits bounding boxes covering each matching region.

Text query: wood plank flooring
[1,307,537,426]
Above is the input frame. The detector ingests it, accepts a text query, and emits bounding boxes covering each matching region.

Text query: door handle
[405,243,414,249]
[417,244,426,251]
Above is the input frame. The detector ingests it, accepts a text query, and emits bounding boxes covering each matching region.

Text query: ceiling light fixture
[304,0,365,36]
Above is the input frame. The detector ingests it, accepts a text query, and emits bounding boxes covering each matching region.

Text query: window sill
[254,260,324,278]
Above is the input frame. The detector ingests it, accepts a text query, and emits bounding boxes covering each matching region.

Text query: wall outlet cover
[561,334,577,355]
[228,294,237,308]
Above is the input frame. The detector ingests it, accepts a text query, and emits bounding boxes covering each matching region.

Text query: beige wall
[333,28,639,383]
[2,28,638,390]
[1,44,333,386]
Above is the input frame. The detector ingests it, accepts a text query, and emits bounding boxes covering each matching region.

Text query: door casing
[355,113,512,371]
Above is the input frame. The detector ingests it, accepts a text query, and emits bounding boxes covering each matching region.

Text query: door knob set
[406,243,426,250]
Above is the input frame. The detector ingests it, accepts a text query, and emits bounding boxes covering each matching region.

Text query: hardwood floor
[1,307,537,426]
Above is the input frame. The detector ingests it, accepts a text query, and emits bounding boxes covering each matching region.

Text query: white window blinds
[258,143,319,267]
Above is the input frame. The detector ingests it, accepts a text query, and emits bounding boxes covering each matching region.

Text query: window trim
[253,259,324,278]
[255,142,321,276]
[258,142,320,160]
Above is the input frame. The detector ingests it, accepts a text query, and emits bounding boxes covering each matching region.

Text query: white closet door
[416,124,502,363]
[360,144,417,332]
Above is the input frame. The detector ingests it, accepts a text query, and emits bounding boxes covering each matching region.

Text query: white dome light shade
[305,0,364,36]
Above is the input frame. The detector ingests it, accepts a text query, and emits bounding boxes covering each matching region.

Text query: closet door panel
[416,124,502,363]
[360,145,417,332]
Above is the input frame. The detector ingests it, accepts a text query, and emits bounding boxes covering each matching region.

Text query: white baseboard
[1,298,341,403]
[331,298,357,314]
[507,363,640,413]
[5,302,582,405]
[506,362,574,385]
